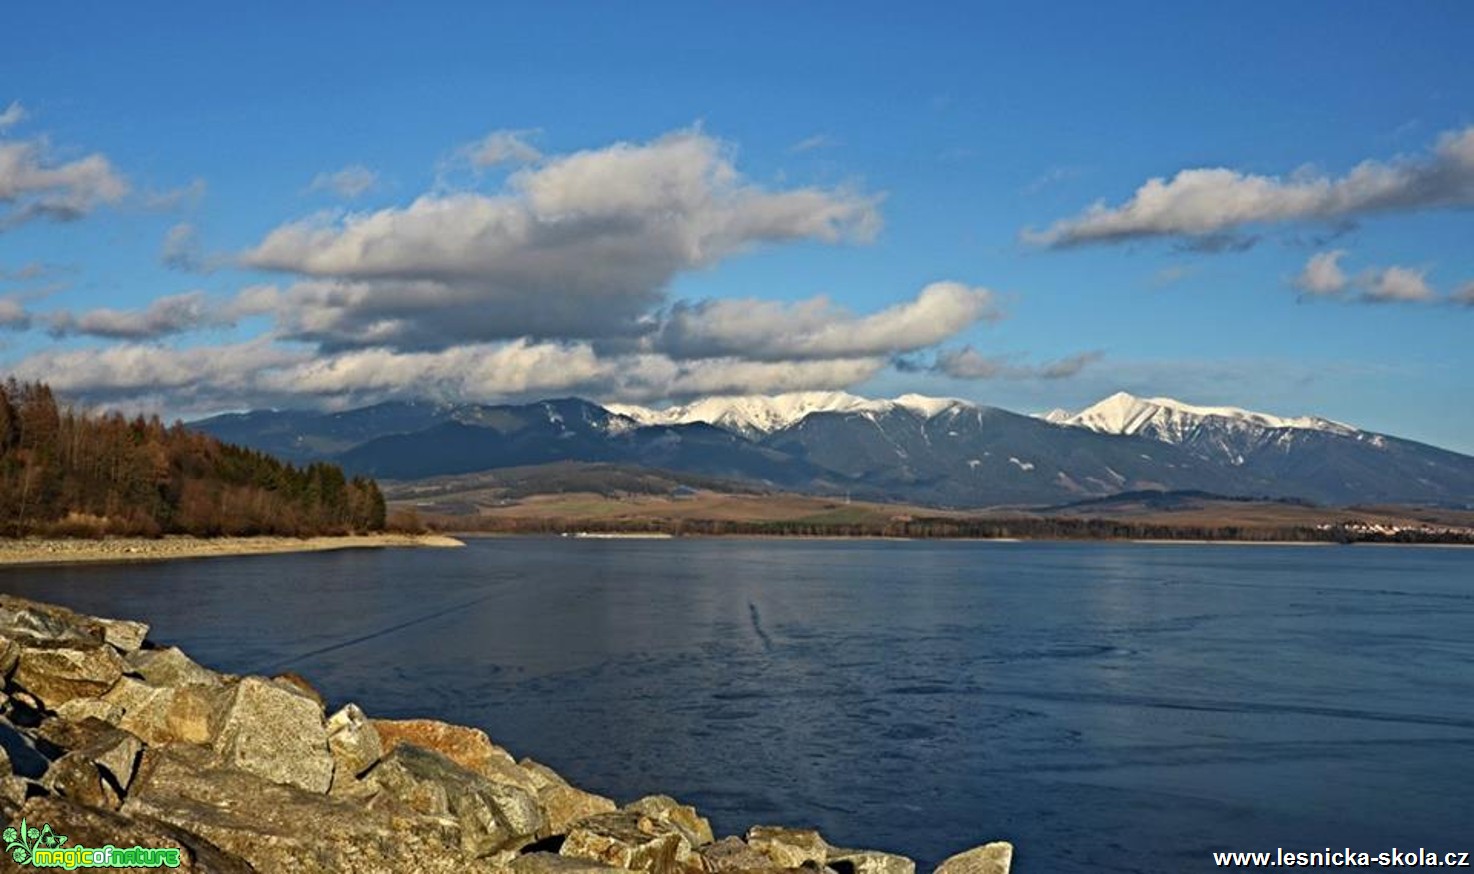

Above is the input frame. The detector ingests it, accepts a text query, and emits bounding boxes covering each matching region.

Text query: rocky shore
[0,594,1012,872]
[0,533,465,567]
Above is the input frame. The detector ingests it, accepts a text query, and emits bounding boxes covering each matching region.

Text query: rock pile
[0,594,1013,872]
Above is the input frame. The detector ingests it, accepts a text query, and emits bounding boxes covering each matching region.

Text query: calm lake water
[2,538,1471,873]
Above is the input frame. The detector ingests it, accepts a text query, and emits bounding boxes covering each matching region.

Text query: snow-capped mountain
[607,391,970,438]
[192,390,1474,508]
[1043,391,1361,465]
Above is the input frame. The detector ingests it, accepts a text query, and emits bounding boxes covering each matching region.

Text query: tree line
[0,379,386,537]
[435,513,1474,545]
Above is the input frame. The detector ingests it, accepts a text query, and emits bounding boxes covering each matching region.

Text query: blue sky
[2,2,1472,451]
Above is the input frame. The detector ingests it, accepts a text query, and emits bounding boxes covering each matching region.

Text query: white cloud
[462,130,542,167]
[308,165,378,199]
[1453,282,1474,307]
[1028,126,1474,248]
[45,291,226,339]
[654,281,1000,361]
[1360,266,1435,303]
[1293,250,1349,296]
[243,129,881,350]
[0,136,128,229]
[0,102,26,131]
[1293,250,1445,304]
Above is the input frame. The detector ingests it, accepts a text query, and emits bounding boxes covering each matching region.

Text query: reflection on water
[2,539,1471,873]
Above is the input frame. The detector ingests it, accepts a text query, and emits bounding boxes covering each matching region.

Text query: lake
[2,538,1471,873]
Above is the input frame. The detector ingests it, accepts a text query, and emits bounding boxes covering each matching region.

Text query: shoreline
[0,532,465,567]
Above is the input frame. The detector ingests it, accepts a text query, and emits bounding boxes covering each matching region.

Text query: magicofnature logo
[3,818,181,869]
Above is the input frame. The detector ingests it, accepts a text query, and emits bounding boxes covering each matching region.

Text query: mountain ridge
[190,390,1474,509]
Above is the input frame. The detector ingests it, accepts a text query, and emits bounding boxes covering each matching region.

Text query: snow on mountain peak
[1049,391,1357,438]
[606,391,972,437]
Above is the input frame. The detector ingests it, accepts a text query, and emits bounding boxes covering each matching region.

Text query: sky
[2,2,1472,452]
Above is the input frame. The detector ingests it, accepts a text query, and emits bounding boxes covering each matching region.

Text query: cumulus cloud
[1027,125,1474,248]
[0,102,25,130]
[45,291,227,340]
[462,130,542,167]
[1360,266,1435,303]
[1293,250,1349,296]
[243,129,881,350]
[1294,251,1444,304]
[0,135,128,229]
[308,165,378,199]
[934,347,1103,380]
[1454,282,1474,307]
[654,281,999,362]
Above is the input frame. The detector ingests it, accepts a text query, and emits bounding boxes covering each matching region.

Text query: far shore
[0,532,465,567]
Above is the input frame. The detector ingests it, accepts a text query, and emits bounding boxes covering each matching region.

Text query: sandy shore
[0,532,465,567]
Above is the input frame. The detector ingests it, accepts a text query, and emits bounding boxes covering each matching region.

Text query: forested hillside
[0,380,385,537]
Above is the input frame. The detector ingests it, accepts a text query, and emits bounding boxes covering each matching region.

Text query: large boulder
[19,794,252,873]
[933,843,1013,874]
[700,835,775,872]
[326,703,383,787]
[561,811,694,874]
[364,743,545,857]
[41,750,122,810]
[124,745,491,873]
[125,646,219,687]
[746,826,830,869]
[626,795,714,847]
[13,646,123,708]
[211,676,333,793]
[0,595,148,653]
[375,717,539,791]
[102,676,230,746]
[521,757,618,835]
[828,847,916,874]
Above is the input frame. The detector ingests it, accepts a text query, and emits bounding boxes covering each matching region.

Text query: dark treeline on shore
[0,379,386,537]
[437,514,1474,545]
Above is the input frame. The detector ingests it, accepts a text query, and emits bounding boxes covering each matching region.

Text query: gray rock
[626,794,714,846]
[0,596,148,652]
[366,743,545,857]
[42,750,122,810]
[13,645,123,708]
[97,617,150,653]
[76,724,145,791]
[125,646,218,687]
[21,794,253,873]
[747,826,830,869]
[701,835,775,872]
[561,811,693,874]
[0,596,103,647]
[55,697,125,724]
[102,676,230,746]
[211,676,333,793]
[124,745,485,873]
[932,843,1013,874]
[541,782,619,836]
[828,848,916,874]
[376,717,539,791]
[326,702,383,784]
[513,851,627,874]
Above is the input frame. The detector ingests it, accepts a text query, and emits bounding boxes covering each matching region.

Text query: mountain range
[191,391,1474,509]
